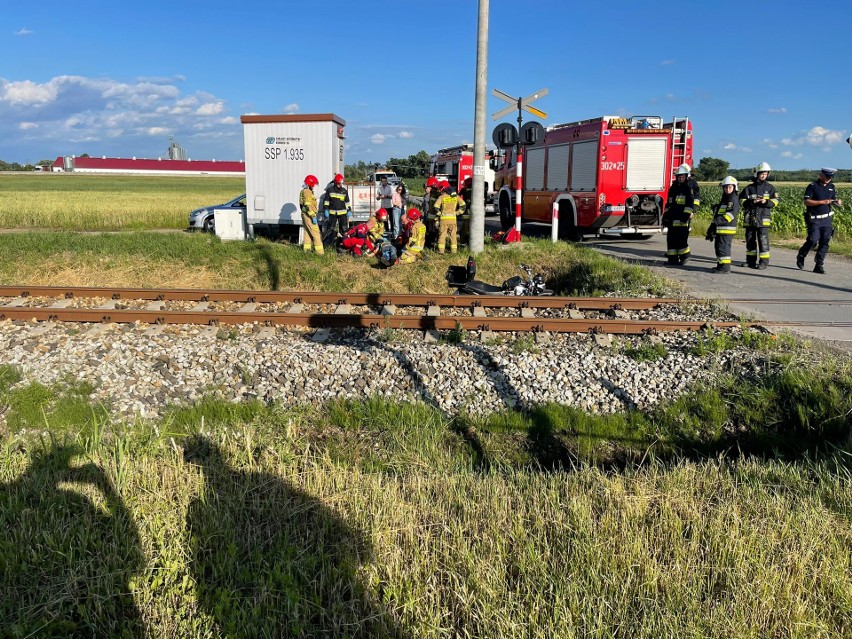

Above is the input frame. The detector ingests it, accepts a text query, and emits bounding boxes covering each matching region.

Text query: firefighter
[434,182,464,254]
[298,174,324,255]
[739,162,779,269]
[423,177,441,248]
[324,173,351,238]
[797,168,843,274]
[663,165,695,265]
[706,176,740,273]
[398,208,426,264]
[458,176,473,245]
[340,217,378,257]
[678,163,701,209]
[369,208,389,244]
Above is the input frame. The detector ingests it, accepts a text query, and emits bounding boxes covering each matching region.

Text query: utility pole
[469,0,489,254]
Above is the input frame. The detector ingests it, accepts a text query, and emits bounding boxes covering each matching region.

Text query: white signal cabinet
[241,114,346,230]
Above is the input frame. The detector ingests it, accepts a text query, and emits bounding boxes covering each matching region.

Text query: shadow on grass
[0,442,145,638]
[183,435,407,639]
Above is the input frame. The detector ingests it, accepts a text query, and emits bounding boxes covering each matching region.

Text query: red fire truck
[492,115,693,239]
[430,144,497,212]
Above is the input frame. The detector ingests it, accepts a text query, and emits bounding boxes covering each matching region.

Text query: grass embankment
[0,232,674,296]
[1,343,851,638]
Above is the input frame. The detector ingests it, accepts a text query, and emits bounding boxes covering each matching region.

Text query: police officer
[324,173,351,237]
[299,174,324,254]
[663,165,695,265]
[797,167,843,274]
[739,162,779,269]
[706,176,740,273]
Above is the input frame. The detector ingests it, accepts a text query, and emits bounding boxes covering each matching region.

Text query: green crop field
[0,174,245,230]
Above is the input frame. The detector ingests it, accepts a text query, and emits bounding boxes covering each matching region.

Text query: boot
[796,255,804,270]
[814,264,826,274]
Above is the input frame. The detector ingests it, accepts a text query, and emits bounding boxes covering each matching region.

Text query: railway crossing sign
[491,87,548,122]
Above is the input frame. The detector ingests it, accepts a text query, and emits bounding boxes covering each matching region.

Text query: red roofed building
[51,155,245,176]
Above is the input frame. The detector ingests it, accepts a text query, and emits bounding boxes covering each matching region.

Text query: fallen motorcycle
[446,257,554,296]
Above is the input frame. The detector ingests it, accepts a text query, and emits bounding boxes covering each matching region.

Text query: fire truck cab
[430,144,497,213]
[493,115,693,239]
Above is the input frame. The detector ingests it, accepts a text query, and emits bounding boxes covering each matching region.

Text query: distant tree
[693,157,729,181]
[80,153,90,158]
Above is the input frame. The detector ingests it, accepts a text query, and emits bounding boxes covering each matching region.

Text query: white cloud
[0,74,243,160]
[779,126,844,149]
[741,147,752,153]
[283,103,299,113]
[767,107,787,113]
[723,143,737,150]
[781,151,803,159]
[14,28,32,36]
[370,134,386,144]
[660,59,675,65]
[399,131,413,139]
[196,101,224,116]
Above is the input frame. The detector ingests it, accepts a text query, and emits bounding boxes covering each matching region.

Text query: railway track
[0,286,849,336]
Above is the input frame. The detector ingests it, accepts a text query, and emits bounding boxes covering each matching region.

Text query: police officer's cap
[820,167,837,177]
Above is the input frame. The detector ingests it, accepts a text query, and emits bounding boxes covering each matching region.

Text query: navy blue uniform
[663,178,694,265]
[739,179,779,268]
[710,191,740,272]
[797,179,837,271]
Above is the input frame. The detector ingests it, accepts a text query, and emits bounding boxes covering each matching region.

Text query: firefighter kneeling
[397,208,426,264]
[339,217,379,257]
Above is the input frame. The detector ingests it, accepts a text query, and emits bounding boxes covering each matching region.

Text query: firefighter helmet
[678,163,692,173]
[463,177,473,187]
[439,180,450,190]
[720,176,738,187]
[304,174,318,188]
[426,176,439,188]
[675,165,690,176]
[406,208,421,221]
[375,208,389,221]
[753,162,771,177]
[333,173,344,185]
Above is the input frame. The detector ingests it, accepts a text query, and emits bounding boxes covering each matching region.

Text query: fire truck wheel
[499,193,514,230]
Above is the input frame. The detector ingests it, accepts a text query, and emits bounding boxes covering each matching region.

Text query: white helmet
[720,176,738,187]
[675,165,690,176]
[678,163,691,173]
[753,162,772,177]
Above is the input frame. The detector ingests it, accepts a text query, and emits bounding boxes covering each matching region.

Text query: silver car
[188,193,246,232]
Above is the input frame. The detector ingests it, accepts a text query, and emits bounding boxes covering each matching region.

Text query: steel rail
[1,305,850,334]
[0,285,679,311]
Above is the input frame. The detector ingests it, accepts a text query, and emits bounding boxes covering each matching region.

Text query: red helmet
[406,208,421,221]
[426,176,439,188]
[304,174,318,188]
[375,208,389,221]
[463,177,473,187]
[333,173,344,185]
[439,180,450,190]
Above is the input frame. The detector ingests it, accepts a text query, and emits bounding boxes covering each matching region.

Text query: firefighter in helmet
[423,177,441,248]
[398,208,427,264]
[340,217,379,257]
[663,164,695,265]
[706,176,740,273]
[738,162,778,269]
[299,174,324,254]
[434,181,464,254]
[458,176,473,245]
[678,163,701,208]
[324,173,351,238]
[369,208,389,244]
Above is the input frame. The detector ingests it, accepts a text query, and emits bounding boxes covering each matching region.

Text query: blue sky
[2,0,849,171]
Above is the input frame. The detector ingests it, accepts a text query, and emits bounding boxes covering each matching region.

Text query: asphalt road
[486,219,852,351]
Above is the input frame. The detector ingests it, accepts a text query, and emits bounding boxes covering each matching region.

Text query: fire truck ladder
[669,116,690,172]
